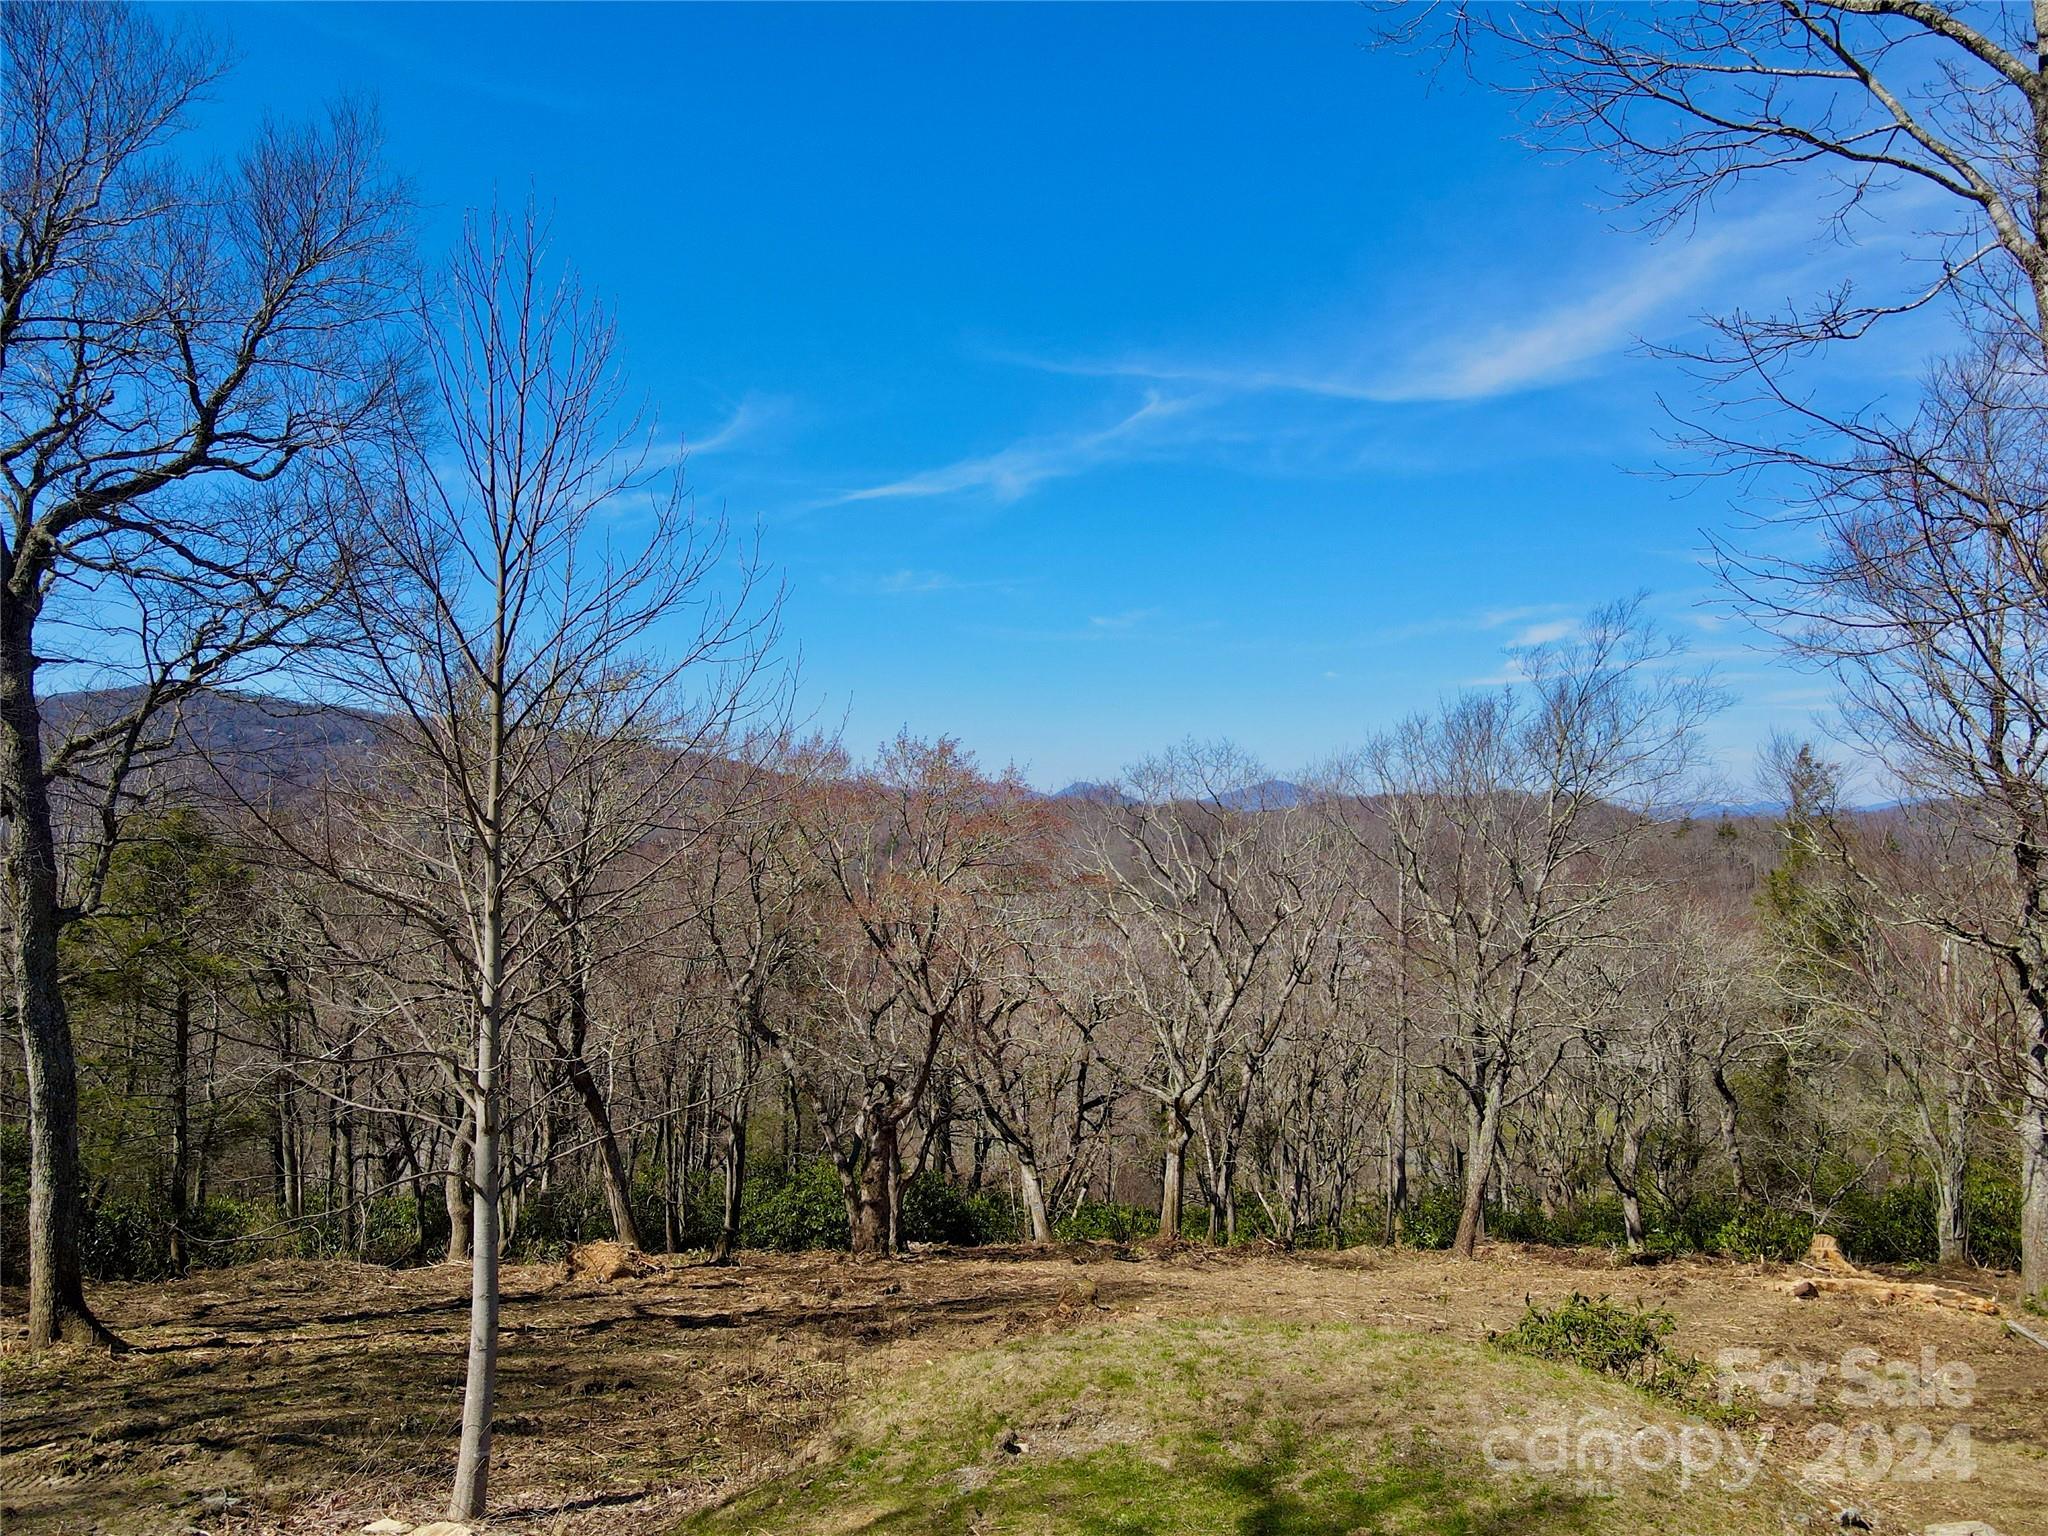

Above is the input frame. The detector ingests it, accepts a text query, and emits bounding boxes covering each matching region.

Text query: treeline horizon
[6,658,2033,1288]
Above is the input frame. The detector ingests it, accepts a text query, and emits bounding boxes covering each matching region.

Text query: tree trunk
[2,623,116,1351]
[711,1110,748,1263]
[1159,1109,1192,1242]
[449,1057,501,1519]
[1933,1151,1967,1269]
[395,1122,433,1264]
[450,809,507,1524]
[1711,1062,1748,1199]
[1614,1121,1647,1255]
[710,1030,755,1264]
[168,986,193,1274]
[2021,1031,2047,1306]
[565,1054,642,1250]
[337,1037,362,1257]
[783,1075,801,1173]
[275,1066,305,1223]
[2007,944,2046,1303]
[445,1099,475,1264]
[849,1116,897,1258]
[1389,879,1412,1242]
[660,1109,682,1252]
[1219,1144,1239,1244]
[1017,1154,1052,1245]
[885,1140,902,1254]
[1386,1047,1409,1242]
[1452,1073,1504,1260]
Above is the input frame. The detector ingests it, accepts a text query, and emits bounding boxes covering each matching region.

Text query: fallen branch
[1781,1274,2001,1316]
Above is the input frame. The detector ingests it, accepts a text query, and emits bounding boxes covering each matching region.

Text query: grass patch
[682,1318,1791,1536]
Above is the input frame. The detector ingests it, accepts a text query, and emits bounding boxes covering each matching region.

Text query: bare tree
[296,206,768,1519]
[1404,3,2048,359]
[1762,740,2011,1268]
[1346,601,1716,1258]
[689,735,819,1264]
[778,736,1041,1257]
[1573,907,1748,1254]
[0,2,406,1349]
[526,673,779,1252]
[1083,743,1329,1242]
[949,878,1115,1245]
[1392,1,2048,1299]
[1729,347,2048,1298]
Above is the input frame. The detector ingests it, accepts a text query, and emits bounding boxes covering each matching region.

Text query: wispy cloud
[974,607,1214,646]
[828,393,1196,506]
[876,568,964,595]
[1012,229,1747,407]
[1508,618,1577,648]
[1368,602,1581,645]
[687,393,785,458]
[826,567,1026,598]
[286,8,604,117]
[1372,235,1736,403]
[817,211,1800,511]
[1463,656,1536,688]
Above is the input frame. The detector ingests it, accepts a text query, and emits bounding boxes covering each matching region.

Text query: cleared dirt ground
[3,1244,2042,1536]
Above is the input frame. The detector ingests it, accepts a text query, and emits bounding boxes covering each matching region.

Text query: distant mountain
[1647,799,1903,822]
[46,686,380,798]
[1212,778,1306,811]
[1047,777,1308,811]
[1049,780,1135,806]
[1657,800,1785,822]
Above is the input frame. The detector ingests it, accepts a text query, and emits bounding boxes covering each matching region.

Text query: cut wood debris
[1778,1235,2000,1316]
[564,1240,655,1284]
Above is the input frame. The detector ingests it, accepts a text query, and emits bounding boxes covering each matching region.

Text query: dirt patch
[2,1245,2041,1535]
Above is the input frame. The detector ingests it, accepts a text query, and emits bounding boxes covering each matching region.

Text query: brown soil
[3,1243,2042,1535]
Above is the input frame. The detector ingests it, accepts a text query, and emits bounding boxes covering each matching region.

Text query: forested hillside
[4,679,2028,1285]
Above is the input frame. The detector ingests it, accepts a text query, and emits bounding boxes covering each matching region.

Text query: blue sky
[186,2,1927,792]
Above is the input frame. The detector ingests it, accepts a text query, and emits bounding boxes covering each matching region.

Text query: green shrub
[1491,1200,1559,1245]
[1965,1175,2021,1270]
[1492,1292,1714,1410]
[1400,1186,1464,1250]
[1710,1206,1813,1262]
[638,1165,721,1250]
[508,1184,614,1259]
[742,1159,850,1251]
[364,1192,444,1265]
[1649,1193,1738,1255]
[78,1192,278,1277]
[897,1174,1025,1246]
[900,1171,979,1245]
[1053,1200,1159,1244]
[183,1195,275,1265]
[1833,1185,1935,1265]
[81,1194,168,1279]
[1824,1177,2020,1270]
[961,1188,1024,1245]
[1554,1197,1629,1249]
[0,1121,28,1285]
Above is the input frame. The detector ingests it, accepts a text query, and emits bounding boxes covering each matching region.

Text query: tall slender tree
[300,206,768,1518]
